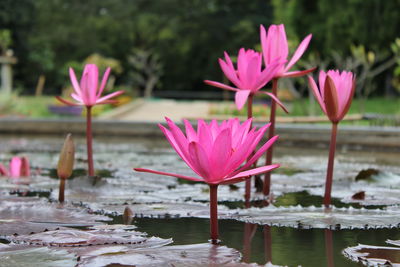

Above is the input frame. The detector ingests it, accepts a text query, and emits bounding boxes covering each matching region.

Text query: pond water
[0,134,399,266]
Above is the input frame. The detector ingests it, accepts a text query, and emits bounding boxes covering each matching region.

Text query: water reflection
[133,216,400,266]
[242,223,257,263]
[325,229,334,267]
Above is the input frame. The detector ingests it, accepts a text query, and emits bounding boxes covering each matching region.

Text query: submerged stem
[209,184,219,244]
[245,94,254,207]
[86,106,95,177]
[58,178,65,203]
[263,78,279,196]
[324,122,338,207]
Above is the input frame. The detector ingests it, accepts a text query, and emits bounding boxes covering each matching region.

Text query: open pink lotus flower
[308,70,356,123]
[0,156,30,178]
[56,64,124,107]
[260,24,314,78]
[135,117,280,185]
[204,48,288,112]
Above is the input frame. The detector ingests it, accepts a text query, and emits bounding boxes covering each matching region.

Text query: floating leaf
[11,228,171,247]
[89,202,233,219]
[343,244,400,266]
[0,220,68,236]
[0,196,110,233]
[77,243,241,267]
[229,206,400,229]
[0,246,77,267]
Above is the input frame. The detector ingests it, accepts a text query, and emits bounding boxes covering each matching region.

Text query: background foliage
[0,0,399,96]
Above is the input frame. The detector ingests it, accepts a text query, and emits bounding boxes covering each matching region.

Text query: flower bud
[57,134,75,180]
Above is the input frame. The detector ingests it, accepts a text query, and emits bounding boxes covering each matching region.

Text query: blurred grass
[210,97,400,117]
[0,95,115,118]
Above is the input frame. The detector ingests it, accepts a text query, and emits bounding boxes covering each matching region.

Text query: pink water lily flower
[135,117,279,185]
[56,64,124,107]
[308,70,356,123]
[260,24,314,78]
[0,156,30,178]
[204,48,287,111]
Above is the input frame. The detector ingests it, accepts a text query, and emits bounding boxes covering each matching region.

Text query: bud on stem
[57,134,75,203]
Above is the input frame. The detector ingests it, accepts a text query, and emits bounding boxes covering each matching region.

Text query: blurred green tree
[1,0,273,95]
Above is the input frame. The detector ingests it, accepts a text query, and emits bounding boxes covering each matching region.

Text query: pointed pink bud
[9,157,22,178]
[308,70,355,123]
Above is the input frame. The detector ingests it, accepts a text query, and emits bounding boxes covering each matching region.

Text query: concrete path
[101,99,210,122]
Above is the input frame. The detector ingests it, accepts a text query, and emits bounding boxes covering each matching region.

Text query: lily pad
[90,202,233,219]
[11,228,171,247]
[77,243,241,267]
[343,243,400,266]
[0,196,110,234]
[229,206,400,229]
[0,246,77,267]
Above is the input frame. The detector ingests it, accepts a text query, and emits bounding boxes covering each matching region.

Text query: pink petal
[88,65,99,100]
[71,93,83,103]
[338,78,356,121]
[209,128,232,180]
[69,68,82,96]
[231,118,252,148]
[219,58,242,88]
[0,164,8,176]
[280,67,316,78]
[258,91,289,113]
[97,67,111,98]
[245,54,262,90]
[285,34,312,72]
[324,75,340,122]
[222,164,280,185]
[80,71,92,105]
[204,80,239,92]
[237,48,249,84]
[163,118,192,162]
[188,141,211,180]
[262,24,288,68]
[134,168,203,183]
[236,135,278,174]
[10,156,22,178]
[224,128,259,172]
[235,90,251,110]
[255,59,285,90]
[95,90,124,105]
[55,96,80,106]
[307,76,327,114]
[159,124,197,174]
[197,120,213,152]
[183,119,197,142]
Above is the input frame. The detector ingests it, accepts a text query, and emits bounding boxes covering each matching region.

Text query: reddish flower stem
[86,106,95,177]
[245,94,254,207]
[209,184,219,244]
[263,78,278,196]
[324,122,338,207]
[58,178,65,203]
